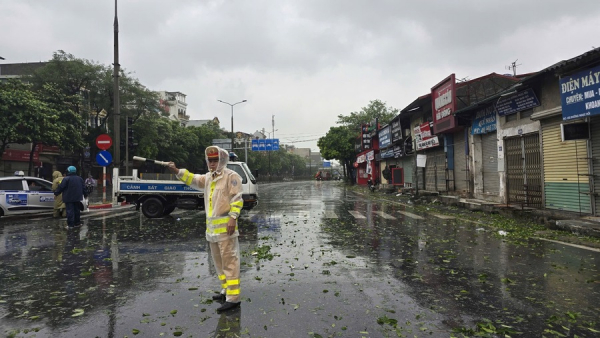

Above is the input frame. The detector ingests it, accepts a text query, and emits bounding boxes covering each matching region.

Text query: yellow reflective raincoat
[176,147,243,242]
[176,146,244,303]
[51,170,66,217]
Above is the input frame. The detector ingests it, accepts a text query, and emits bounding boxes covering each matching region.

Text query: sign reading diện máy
[560,64,600,121]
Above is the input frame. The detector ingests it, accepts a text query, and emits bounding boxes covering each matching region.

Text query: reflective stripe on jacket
[177,168,243,242]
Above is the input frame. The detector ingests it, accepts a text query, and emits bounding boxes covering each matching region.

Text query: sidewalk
[86,185,126,209]
[357,186,600,247]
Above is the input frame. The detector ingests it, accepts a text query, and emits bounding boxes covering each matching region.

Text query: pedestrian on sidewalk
[54,166,87,229]
[167,146,244,313]
[51,170,66,218]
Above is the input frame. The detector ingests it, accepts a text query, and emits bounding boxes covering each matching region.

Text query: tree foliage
[319,99,399,182]
[0,80,85,175]
[246,148,310,177]
[26,50,171,168]
[336,99,398,130]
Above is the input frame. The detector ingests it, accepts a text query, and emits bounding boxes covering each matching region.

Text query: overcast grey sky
[1,0,598,151]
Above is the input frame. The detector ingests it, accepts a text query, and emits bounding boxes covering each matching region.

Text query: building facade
[158,91,189,126]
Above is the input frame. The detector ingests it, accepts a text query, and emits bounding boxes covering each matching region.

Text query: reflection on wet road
[1,180,599,337]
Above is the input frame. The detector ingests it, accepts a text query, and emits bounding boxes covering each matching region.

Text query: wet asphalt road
[1,180,599,337]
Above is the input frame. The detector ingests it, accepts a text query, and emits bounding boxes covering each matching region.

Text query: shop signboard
[495,88,540,116]
[380,148,394,159]
[378,125,391,148]
[432,74,457,133]
[471,106,497,134]
[416,136,440,150]
[391,119,402,143]
[414,121,439,151]
[560,64,600,120]
[2,149,39,162]
[393,145,403,158]
[362,132,371,150]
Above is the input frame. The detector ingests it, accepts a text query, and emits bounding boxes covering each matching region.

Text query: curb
[89,201,129,210]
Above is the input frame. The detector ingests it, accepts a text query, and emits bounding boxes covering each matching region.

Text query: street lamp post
[217,99,247,152]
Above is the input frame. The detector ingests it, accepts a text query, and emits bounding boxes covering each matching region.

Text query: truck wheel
[142,197,164,218]
[163,206,176,216]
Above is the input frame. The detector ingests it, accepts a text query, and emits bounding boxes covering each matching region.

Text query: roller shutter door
[590,117,600,215]
[402,157,413,187]
[542,117,591,213]
[454,130,468,193]
[482,133,499,195]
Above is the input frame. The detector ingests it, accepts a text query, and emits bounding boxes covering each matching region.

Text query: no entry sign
[96,134,113,150]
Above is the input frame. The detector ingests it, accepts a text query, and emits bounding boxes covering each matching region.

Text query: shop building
[378,111,414,190]
[529,48,600,214]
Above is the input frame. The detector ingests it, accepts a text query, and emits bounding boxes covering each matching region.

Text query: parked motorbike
[367,178,378,192]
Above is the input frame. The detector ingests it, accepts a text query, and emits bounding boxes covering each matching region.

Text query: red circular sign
[95,134,113,150]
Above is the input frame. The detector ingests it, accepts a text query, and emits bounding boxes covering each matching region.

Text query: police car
[0,171,88,217]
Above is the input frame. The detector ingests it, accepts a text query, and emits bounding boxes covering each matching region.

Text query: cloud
[2,0,599,151]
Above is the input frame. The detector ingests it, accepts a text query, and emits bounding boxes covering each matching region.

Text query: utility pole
[113,0,121,174]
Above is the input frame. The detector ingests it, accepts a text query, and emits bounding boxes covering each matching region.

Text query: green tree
[317,126,356,181]
[28,83,85,175]
[336,99,398,130]
[0,80,84,175]
[319,99,399,183]
[29,50,166,167]
[0,80,40,156]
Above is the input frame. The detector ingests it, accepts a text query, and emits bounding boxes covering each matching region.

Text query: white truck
[114,159,258,218]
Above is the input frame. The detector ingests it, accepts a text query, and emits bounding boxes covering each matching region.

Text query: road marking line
[396,210,424,220]
[348,211,366,219]
[324,210,338,218]
[91,210,138,220]
[430,213,455,220]
[373,211,396,219]
[533,237,600,253]
[80,211,112,219]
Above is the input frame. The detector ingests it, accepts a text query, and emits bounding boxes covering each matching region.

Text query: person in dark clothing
[54,166,87,229]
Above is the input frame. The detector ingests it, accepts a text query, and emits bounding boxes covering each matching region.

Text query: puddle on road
[320,197,600,337]
[0,182,599,337]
